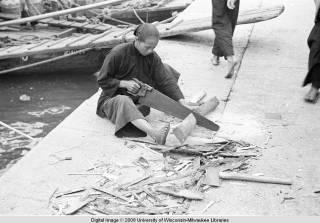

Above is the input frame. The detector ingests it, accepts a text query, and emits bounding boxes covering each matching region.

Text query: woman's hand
[119,80,141,94]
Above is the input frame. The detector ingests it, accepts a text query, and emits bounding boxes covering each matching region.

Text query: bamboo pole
[0,0,125,27]
[0,121,35,141]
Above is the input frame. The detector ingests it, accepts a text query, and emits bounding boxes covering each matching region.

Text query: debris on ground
[19,94,31,102]
[49,138,291,215]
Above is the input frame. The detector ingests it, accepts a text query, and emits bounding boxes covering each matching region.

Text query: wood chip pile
[49,139,262,215]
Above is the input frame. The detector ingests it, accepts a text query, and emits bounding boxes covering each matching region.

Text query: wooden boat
[89,0,192,25]
[0,3,285,76]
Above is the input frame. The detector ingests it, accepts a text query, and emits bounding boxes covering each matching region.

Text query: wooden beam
[0,0,125,27]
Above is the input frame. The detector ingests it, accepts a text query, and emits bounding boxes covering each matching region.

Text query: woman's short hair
[133,23,160,42]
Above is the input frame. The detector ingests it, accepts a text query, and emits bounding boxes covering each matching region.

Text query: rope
[101,14,135,26]
[132,7,145,24]
[0,48,92,75]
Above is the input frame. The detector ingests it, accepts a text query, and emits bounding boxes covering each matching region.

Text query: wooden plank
[156,187,204,200]
[66,34,92,47]
[6,44,33,54]
[86,30,115,44]
[40,19,112,32]
[219,172,293,185]
[53,28,77,38]
[158,5,285,37]
[92,187,131,202]
[0,0,126,27]
[47,37,79,49]
[46,37,72,48]
[27,39,54,50]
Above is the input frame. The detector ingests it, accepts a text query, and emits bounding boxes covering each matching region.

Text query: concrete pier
[0,0,319,215]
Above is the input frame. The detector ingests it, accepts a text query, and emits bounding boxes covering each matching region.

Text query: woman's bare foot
[225,60,238,79]
[153,123,170,145]
[211,55,220,66]
[304,86,319,103]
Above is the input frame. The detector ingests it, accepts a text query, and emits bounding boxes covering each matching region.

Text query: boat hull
[104,5,188,25]
[0,48,110,75]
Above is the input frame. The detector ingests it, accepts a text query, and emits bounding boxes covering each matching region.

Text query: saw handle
[127,78,153,97]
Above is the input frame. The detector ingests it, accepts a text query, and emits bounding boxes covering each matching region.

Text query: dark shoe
[304,88,319,103]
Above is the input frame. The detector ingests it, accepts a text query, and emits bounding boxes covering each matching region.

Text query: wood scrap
[219,172,293,185]
[203,141,232,156]
[63,198,95,215]
[204,167,221,187]
[48,187,59,207]
[123,137,157,145]
[67,172,102,176]
[156,186,204,200]
[131,192,147,207]
[219,152,257,157]
[201,200,220,214]
[92,187,131,202]
[137,169,196,187]
[55,188,86,198]
[119,172,153,190]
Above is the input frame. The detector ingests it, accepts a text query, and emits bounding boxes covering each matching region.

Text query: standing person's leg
[225,55,236,78]
[303,22,320,103]
[304,64,320,103]
[103,95,170,144]
[211,0,238,77]
[211,0,227,65]
[225,0,240,78]
[211,32,220,65]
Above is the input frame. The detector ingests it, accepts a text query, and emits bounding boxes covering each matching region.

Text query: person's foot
[153,123,170,145]
[304,86,319,103]
[211,55,220,66]
[225,60,239,79]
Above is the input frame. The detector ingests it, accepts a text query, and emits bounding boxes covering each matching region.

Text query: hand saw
[129,78,220,131]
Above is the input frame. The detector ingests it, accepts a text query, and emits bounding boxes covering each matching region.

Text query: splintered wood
[48,139,276,215]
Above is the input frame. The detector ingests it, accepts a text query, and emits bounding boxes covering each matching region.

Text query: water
[0,72,98,176]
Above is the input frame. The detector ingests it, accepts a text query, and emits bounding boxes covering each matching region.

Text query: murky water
[0,72,98,176]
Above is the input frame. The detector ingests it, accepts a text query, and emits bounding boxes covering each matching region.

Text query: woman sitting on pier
[96,23,190,145]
